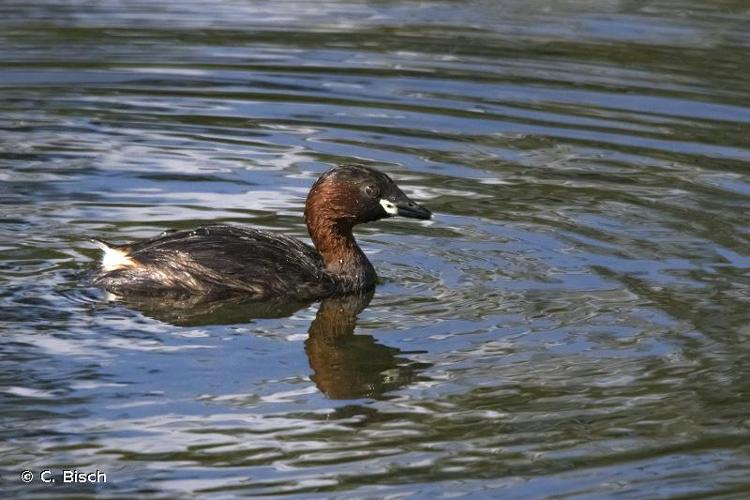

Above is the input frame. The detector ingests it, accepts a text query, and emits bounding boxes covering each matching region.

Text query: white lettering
[62,469,107,483]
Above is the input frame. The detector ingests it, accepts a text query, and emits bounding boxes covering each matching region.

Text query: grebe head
[304,165,431,228]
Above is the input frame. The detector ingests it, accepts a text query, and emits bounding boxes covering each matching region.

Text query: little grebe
[93,165,431,299]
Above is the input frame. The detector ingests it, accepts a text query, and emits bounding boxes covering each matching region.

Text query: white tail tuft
[93,239,136,271]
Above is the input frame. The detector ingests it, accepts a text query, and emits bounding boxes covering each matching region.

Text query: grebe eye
[364,184,378,197]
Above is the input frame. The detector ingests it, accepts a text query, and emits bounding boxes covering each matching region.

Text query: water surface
[3,0,750,497]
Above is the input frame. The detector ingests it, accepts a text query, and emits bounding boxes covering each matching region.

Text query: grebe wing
[96,225,333,298]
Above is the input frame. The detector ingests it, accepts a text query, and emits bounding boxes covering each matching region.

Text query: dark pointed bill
[380,186,432,220]
[395,199,431,219]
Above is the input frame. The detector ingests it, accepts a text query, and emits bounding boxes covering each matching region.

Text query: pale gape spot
[379,199,398,215]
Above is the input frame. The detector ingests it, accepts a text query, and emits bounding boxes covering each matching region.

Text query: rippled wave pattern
[2,0,750,497]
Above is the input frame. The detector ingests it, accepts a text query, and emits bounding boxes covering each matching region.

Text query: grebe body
[93,165,431,299]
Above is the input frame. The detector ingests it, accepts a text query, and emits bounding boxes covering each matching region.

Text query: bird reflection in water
[305,292,428,399]
[114,290,428,399]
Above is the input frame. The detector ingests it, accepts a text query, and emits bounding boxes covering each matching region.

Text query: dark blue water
[3,0,750,497]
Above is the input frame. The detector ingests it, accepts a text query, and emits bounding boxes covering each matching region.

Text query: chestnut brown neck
[304,183,376,289]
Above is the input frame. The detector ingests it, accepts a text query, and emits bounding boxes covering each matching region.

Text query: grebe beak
[379,186,431,220]
[395,199,432,220]
[386,189,431,220]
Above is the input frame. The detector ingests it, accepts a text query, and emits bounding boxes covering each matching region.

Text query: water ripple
[2,0,750,497]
